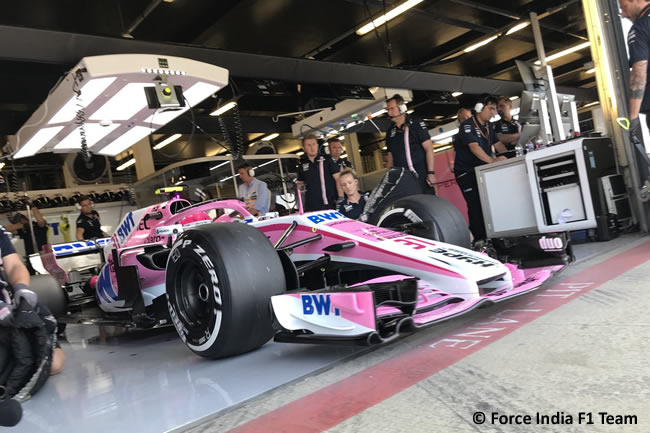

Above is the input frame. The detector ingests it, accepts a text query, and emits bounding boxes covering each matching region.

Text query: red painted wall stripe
[227,241,650,433]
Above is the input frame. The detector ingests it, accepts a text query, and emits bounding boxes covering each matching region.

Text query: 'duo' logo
[538,236,564,251]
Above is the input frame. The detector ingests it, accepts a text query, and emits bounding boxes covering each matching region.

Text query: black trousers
[455,172,486,241]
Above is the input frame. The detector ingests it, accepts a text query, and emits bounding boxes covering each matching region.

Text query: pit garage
[0,1,649,432]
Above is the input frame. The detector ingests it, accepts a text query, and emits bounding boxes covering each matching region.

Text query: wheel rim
[175,261,214,329]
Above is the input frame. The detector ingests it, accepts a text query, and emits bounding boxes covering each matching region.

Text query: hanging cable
[72,68,91,163]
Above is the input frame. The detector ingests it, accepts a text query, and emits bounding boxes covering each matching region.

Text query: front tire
[375,194,471,249]
[165,223,286,359]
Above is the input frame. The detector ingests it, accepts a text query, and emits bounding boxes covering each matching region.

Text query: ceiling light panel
[89,83,152,121]
[10,54,229,158]
[97,126,152,156]
[14,126,64,158]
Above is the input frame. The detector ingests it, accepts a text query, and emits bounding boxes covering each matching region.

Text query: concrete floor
[14,234,650,433]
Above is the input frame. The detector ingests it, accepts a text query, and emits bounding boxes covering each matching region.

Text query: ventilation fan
[65,153,109,183]
[247,141,276,155]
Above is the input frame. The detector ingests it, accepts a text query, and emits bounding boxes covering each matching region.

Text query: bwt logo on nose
[538,236,564,251]
[307,212,345,224]
[301,294,340,316]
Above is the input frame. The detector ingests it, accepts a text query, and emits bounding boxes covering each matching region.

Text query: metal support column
[345,134,364,174]
[582,0,649,231]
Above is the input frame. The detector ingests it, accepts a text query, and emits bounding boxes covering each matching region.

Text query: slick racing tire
[28,274,68,317]
[376,194,471,249]
[166,223,286,359]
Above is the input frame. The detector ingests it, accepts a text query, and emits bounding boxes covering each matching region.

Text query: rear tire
[29,274,67,317]
[375,194,471,249]
[165,223,286,359]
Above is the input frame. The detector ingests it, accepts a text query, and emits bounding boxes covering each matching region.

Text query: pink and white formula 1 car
[38,195,567,359]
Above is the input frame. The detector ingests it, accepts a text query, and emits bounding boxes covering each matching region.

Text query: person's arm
[629,60,648,120]
[31,207,47,227]
[333,172,342,197]
[327,157,343,197]
[628,22,650,119]
[2,253,30,287]
[76,227,85,241]
[254,182,270,216]
[3,222,23,233]
[493,140,508,154]
[421,139,436,187]
[468,142,506,163]
[0,227,35,305]
[414,118,436,186]
[496,132,521,145]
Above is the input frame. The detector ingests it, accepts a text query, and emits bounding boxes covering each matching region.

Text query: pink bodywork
[97,198,254,311]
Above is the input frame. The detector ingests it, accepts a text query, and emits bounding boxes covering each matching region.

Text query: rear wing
[49,238,111,258]
[39,238,110,286]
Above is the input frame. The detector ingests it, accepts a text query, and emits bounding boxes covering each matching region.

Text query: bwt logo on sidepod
[538,236,564,251]
[307,211,345,224]
[116,212,136,243]
[302,294,340,316]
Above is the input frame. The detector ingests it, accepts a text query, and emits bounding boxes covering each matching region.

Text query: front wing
[271,264,562,345]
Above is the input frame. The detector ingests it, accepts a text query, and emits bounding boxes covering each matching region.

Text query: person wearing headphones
[237,162,270,216]
[328,138,353,171]
[494,96,521,154]
[297,134,342,212]
[336,168,369,220]
[76,196,108,240]
[384,94,436,195]
[454,94,508,242]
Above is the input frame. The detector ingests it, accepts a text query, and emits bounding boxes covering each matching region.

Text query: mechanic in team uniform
[328,138,353,171]
[454,94,508,241]
[336,168,369,220]
[621,0,650,185]
[297,134,342,212]
[237,163,270,216]
[0,227,64,379]
[76,195,108,240]
[384,94,436,195]
[494,96,521,154]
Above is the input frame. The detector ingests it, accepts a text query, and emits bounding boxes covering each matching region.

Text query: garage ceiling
[0,0,596,165]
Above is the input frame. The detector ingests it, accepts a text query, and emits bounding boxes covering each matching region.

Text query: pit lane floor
[15,234,649,433]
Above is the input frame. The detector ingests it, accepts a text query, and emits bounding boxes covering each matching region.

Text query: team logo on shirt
[463,125,472,133]
[302,163,310,172]
[389,128,397,138]
[344,204,353,212]
[629,29,637,44]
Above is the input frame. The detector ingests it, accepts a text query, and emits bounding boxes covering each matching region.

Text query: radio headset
[473,94,494,114]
